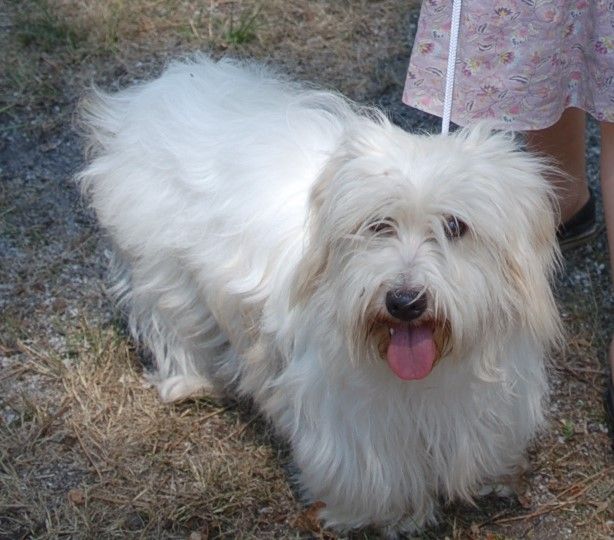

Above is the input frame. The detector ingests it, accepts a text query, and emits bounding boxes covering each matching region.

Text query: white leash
[441,0,463,135]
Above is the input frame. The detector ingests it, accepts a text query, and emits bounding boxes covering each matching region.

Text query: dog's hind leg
[109,252,228,402]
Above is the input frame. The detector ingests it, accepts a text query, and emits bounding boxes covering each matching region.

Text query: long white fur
[77,56,561,536]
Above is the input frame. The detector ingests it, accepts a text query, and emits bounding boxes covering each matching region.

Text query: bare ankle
[560,184,590,224]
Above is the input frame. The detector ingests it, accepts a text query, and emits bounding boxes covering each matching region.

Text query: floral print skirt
[403,0,614,129]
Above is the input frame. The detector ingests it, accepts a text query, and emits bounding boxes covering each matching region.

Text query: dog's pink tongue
[386,324,436,380]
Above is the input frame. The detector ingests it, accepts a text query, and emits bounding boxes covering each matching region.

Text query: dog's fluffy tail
[74,85,139,197]
[77,86,130,152]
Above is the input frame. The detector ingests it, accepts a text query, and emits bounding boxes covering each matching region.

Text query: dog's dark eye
[367,219,396,237]
[444,215,467,239]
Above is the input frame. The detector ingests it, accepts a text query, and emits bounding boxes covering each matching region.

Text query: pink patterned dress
[403,0,614,129]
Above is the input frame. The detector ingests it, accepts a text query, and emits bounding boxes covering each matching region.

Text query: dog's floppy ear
[457,125,562,346]
[496,157,562,346]
[290,118,396,307]
[290,238,330,307]
[501,242,561,345]
[289,160,339,307]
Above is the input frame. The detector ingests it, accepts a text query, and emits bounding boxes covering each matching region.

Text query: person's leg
[601,122,614,271]
[526,107,589,223]
[600,122,614,404]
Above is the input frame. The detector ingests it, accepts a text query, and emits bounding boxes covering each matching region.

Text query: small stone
[67,488,85,505]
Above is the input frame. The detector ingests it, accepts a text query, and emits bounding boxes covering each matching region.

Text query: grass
[1,0,409,125]
[14,0,83,51]
[6,319,610,538]
[225,4,263,45]
[561,419,576,441]
[1,0,613,538]
[1,324,298,538]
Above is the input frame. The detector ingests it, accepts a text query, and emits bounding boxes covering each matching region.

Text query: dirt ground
[1,1,612,538]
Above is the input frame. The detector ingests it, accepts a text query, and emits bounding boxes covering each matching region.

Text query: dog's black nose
[385,289,427,321]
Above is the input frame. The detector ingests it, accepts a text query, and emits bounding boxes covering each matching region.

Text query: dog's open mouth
[386,323,437,380]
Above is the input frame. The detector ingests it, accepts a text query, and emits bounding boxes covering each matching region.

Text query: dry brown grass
[2,0,408,125]
[1,1,613,539]
[1,324,300,539]
[2,318,613,538]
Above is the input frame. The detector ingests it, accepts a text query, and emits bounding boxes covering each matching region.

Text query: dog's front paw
[478,459,529,499]
[477,482,516,498]
[478,474,529,500]
[155,374,221,403]
[382,514,434,540]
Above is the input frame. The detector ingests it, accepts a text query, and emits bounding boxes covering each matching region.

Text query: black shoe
[557,190,601,251]
[606,376,614,450]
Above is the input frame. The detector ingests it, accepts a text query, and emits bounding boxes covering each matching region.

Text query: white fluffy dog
[78,56,561,536]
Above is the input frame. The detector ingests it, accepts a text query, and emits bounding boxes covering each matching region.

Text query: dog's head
[292,120,561,380]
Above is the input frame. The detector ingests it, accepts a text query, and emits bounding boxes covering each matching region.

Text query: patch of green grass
[225,4,263,45]
[2,35,62,113]
[96,0,129,53]
[0,314,28,351]
[15,0,83,52]
[561,419,575,440]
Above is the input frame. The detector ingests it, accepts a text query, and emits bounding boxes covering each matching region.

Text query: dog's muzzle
[378,288,437,381]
